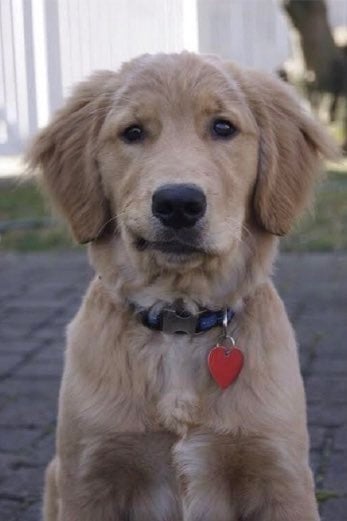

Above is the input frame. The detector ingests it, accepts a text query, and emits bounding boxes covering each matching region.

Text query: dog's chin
[134,236,207,267]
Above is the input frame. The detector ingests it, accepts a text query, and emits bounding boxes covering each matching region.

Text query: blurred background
[0,0,346,250]
[0,2,346,521]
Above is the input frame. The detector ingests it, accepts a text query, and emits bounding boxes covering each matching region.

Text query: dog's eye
[211,119,237,139]
[122,125,145,143]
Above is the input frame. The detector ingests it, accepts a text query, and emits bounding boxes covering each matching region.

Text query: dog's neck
[89,232,278,311]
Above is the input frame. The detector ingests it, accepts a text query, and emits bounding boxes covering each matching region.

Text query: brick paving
[0,251,346,520]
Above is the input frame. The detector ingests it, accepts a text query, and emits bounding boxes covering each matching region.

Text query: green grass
[0,179,77,252]
[0,227,75,252]
[282,168,347,252]
[0,164,346,252]
[0,179,46,220]
[316,489,341,503]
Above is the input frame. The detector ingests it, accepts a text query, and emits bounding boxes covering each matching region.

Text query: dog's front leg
[174,430,319,521]
[246,475,320,521]
[55,431,183,521]
[42,458,59,521]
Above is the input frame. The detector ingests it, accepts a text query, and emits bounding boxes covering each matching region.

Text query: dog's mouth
[135,237,204,256]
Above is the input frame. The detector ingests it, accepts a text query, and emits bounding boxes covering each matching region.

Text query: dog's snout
[152,184,206,229]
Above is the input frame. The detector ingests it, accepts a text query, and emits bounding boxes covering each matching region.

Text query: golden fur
[27,52,337,521]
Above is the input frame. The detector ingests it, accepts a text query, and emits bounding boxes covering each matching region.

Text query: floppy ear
[26,71,118,243]
[241,70,339,235]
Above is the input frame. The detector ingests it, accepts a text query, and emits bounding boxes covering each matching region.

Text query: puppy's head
[27,53,337,274]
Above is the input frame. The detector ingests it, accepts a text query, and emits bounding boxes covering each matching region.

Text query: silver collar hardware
[218,308,237,352]
[162,308,199,335]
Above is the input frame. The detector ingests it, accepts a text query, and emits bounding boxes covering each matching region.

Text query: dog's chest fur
[141,333,213,434]
[67,283,228,434]
[118,323,220,434]
[65,278,303,441]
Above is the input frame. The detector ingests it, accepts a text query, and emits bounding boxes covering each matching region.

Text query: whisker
[95,210,127,238]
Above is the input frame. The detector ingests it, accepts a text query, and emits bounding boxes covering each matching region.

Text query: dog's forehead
[116,53,241,107]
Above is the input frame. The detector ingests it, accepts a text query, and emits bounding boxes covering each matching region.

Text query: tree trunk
[283,0,347,151]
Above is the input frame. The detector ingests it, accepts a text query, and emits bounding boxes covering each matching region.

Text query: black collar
[131,302,234,335]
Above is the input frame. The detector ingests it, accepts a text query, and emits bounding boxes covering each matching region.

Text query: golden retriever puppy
[28,52,337,521]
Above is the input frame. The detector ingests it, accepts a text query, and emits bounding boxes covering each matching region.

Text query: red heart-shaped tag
[208,346,244,389]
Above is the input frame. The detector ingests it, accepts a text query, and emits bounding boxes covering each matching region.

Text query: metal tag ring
[217,334,236,351]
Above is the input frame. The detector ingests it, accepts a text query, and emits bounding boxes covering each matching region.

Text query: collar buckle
[162,309,198,335]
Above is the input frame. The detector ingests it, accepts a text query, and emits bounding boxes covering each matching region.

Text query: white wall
[58,0,198,97]
[198,0,290,72]
[1,0,346,153]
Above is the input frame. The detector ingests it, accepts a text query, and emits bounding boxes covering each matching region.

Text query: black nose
[152,184,207,229]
